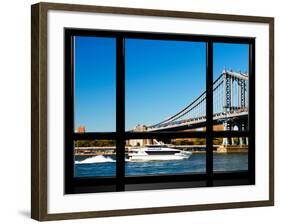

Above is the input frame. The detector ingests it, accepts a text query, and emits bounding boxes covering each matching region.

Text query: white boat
[127,144,192,162]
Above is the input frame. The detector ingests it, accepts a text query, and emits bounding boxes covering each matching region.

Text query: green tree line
[75,140,116,147]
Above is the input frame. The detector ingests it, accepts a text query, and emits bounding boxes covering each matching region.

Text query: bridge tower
[221,71,248,146]
[237,78,247,110]
[223,71,232,112]
[223,70,247,112]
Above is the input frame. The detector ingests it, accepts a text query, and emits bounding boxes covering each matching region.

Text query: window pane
[74,36,116,132]
[213,137,248,172]
[74,139,116,177]
[125,138,206,176]
[125,39,206,132]
[213,43,249,131]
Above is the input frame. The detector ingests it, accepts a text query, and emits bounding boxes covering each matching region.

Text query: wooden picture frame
[31,2,274,221]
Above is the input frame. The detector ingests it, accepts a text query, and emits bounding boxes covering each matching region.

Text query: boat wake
[75,155,115,164]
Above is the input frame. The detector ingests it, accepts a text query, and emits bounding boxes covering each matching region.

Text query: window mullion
[64,33,75,194]
[116,35,126,191]
[248,42,255,184]
[206,41,214,186]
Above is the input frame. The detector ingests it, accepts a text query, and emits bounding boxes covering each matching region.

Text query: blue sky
[74,36,248,132]
[213,43,248,79]
[74,36,116,132]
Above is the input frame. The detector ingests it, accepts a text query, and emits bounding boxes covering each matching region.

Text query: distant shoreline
[75,150,248,157]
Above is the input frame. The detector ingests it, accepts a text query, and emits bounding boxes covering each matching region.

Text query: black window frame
[64,28,255,194]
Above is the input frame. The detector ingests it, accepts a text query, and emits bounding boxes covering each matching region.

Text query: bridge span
[130,70,249,148]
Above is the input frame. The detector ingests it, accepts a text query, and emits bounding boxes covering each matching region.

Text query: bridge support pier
[219,120,248,153]
[223,121,232,145]
[239,122,244,146]
[239,122,248,146]
[223,121,248,146]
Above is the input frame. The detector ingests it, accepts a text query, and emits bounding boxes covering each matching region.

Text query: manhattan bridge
[132,70,249,146]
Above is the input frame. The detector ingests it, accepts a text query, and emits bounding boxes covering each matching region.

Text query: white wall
[0,0,279,223]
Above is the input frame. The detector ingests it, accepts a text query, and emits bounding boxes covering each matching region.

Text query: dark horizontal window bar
[125,181,208,192]
[71,185,117,194]
[213,170,249,179]
[125,173,206,184]
[73,176,117,186]
[74,131,207,140]
[124,32,255,44]
[125,131,207,139]
[69,171,251,194]
[73,171,249,186]
[73,131,249,140]
[65,28,255,44]
[71,178,251,194]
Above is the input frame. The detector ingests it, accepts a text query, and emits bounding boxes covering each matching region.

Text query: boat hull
[128,152,191,162]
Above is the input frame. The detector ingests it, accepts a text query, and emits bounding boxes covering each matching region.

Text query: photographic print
[31,2,274,221]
